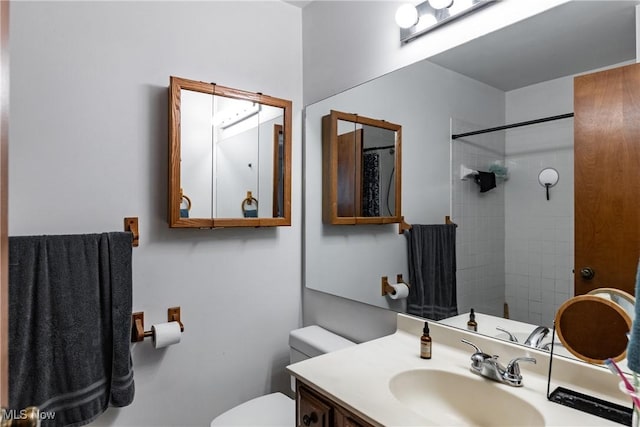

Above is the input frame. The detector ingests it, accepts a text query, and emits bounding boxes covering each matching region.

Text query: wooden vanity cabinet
[296,382,373,427]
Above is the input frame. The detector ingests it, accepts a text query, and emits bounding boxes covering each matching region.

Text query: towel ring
[180,189,192,211]
[241,191,258,216]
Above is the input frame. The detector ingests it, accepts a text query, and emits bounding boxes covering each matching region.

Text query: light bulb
[420,13,438,27]
[428,0,454,9]
[395,3,419,29]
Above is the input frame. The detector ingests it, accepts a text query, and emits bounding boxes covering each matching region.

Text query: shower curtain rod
[363,144,395,152]
[451,112,574,140]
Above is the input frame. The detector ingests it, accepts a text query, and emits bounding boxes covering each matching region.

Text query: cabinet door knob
[580,267,595,280]
[303,412,319,426]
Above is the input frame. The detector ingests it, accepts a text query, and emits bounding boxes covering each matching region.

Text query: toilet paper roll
[152,321,182,349]
[388,283,410,300]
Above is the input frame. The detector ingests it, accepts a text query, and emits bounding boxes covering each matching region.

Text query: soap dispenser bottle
[420,321,432,359]
[467,308,478,332]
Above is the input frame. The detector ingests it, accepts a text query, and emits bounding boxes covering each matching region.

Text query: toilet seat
[210,392,295,426]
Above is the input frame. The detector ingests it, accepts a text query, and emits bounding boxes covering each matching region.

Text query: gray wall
[10,2,302,426]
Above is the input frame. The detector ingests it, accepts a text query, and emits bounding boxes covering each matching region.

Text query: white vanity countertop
[287,313,631,427]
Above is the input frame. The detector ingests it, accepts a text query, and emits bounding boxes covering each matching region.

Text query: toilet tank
[289,326,355,364]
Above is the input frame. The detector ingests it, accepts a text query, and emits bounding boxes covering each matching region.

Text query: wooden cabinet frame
[322,110,402,225]
[296,382,373,427]
[168,76,292,228]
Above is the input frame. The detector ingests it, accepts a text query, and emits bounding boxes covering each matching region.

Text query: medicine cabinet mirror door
[168,76,292,228]
[322,110,402,225]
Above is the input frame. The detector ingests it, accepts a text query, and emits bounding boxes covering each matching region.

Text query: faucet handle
[506,356,536,378]
[461,339,492,370]
[495,327,519,343]
[461,339,481,353]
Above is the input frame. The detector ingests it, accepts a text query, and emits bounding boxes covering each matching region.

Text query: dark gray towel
[405,224,458,321]
[474,171,496,193]
[9,232,134,426]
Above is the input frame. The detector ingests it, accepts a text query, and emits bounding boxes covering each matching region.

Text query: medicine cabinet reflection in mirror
[169,76,292,228]
[322,110,402,225]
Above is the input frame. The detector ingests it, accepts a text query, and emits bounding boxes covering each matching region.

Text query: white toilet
[210,325,356,426]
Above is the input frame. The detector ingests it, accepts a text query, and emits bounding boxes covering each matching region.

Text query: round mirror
[555,295,631,364]
[538,167,559,188]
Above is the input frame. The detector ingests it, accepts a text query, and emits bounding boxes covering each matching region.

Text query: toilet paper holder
[381,274,410,296]
[131,306,185,343]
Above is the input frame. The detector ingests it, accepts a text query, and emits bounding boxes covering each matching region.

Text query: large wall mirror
[304,1,639,369]
[169,76,292,228]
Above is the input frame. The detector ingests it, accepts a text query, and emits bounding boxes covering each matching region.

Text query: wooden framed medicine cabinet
[168,76,292,228]
[322,110,402,225]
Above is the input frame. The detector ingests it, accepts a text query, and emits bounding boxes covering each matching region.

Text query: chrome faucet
[524,326,550,348]
[495,325,550,349]
[461,339,536,387]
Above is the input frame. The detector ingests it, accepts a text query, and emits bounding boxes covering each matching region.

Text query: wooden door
[336,129,362,217]
[574,62,640,296]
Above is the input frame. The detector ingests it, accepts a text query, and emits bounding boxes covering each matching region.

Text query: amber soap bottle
[467,308,478,332]
[420,321,432,359]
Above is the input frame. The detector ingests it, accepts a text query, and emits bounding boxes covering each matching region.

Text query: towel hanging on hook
[474,171,496,193]
[242,191,258,218]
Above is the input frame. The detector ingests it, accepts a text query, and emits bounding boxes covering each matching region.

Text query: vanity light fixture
[213,101,261,130]
[397,0,496,44]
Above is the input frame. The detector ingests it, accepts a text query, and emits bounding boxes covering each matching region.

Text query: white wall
[9,2,302,426]
[302,0,569,104]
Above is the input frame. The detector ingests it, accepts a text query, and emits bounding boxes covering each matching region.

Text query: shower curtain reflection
[362,144,396,217]
[362,152,380,217]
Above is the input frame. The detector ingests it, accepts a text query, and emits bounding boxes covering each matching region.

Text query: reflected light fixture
[395,3,419,29]
[428,0,453,9]
[212,101,261,129]
[397,0,496,44]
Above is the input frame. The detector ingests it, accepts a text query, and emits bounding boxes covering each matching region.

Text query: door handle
[580,267,595,280]
[302,412,318,426]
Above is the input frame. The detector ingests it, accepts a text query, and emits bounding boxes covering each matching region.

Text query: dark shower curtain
[362,152,380,216]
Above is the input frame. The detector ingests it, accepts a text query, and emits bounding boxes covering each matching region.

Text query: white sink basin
[389,369,545,426]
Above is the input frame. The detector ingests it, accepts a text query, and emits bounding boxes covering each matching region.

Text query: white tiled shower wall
[452,75,578,328]
[451,119,506,317]
[452,115,574,326]
[504,118,574,327]
[503,72,579,328]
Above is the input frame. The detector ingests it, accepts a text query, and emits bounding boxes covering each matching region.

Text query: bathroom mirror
[322,110,402,225]
[304,1,638,364]
[169,76,292,228]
